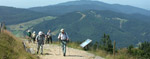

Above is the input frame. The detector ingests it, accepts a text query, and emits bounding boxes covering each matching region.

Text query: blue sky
[0,0,149,10]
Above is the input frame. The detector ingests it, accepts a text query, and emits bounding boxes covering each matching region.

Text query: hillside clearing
[7,16,56,37]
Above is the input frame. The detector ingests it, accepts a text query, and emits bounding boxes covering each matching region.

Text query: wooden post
[0,22,1,33]
[0,22,6,33]
[2,22,5,30]
[2,22,5,32]
[1,22,3,32]
[113,41,116,59]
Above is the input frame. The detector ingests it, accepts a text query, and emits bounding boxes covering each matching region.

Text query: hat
[48,30,51,32]
[60,28,64,32]
[27,30,31,32]
[33,31,36,33]
[38,31,43,35]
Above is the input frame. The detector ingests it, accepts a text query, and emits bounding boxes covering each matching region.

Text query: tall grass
[0,30,36,59]
[105,48,137,59]
[53,41,137,59]
[48,40,137,59]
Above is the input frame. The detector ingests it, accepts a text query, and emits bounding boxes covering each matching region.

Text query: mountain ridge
[29,1,150,16]
[0,6,48,25]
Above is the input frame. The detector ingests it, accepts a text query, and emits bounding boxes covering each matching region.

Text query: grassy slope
[7,16,56,37]
[0,30,36,59]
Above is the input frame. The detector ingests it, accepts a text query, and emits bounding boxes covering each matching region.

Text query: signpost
[80,39,92,48]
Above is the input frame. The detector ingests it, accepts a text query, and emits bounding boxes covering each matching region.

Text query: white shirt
[47,32,52,36]
[58,32,69,40]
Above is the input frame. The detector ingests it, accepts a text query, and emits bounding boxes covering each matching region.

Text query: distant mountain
[29,0,150,16]
[0,6,47,25]
[32,10,150,48]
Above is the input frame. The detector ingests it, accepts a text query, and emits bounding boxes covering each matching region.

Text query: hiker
[31,31,36,43]
[58,28,69,56]
[27,30,32,38]
[27,30,32,43]
[36,31,45,55]
[46,30,53,44]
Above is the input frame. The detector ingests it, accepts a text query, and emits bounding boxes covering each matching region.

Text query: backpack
[32,33,36,38]
[27,32,31,37]
[37,35,44,40]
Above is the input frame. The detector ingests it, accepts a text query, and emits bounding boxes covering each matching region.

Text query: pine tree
[127,45,134,54]
[100,33,113,53]
[138,41,150,58]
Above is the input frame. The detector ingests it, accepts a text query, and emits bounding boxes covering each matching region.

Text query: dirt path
[25,41,104,59]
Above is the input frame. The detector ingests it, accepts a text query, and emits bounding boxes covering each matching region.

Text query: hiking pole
[67,45,70,56]
[58,39,61,55]
[67,40,70,55]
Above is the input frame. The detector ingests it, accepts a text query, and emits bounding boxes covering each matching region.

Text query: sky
[0,0,149,10]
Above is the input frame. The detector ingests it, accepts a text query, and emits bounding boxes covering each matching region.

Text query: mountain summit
[29,0,150,16]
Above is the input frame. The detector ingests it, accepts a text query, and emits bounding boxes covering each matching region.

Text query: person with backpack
[46,30,53,44]
[32,31,36,43]
[36,31,45,55]
[27,30,32,38]
[27,30,32,43]
[58,28,69,56]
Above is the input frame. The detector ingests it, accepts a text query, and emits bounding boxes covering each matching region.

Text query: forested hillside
[32,10,150,47]
[0,6,47,25]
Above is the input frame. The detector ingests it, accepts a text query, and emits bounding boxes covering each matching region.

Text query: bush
[127,41,150,59]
